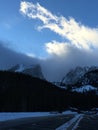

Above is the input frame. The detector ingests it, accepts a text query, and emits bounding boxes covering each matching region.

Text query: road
[1,114,98,130]
[75,114,98,130]
[0,114,74,130]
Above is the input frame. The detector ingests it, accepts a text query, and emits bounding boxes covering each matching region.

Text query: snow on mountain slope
[72,85,97,93]
[23,64,45,79]
[61,66,89,85]
[8,64,26,72]
[15,64,25,72]
[8,64,45,79]
[61,66,98,85]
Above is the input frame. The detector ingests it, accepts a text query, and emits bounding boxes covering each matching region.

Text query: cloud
[19,1,98,81]
[20,1,57,24]
[1,40,98,81]
[45,40,69,56]
[26,52,36,58]
[41,45,98,81]
[20,1,98,51]
[0,41,38,69]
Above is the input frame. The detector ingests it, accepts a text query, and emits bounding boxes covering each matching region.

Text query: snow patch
[15,64,25,72]
[0,111,78,122]
[72,85,97,93]
[56,114,83,130]
[63,110,78,115]
[0,112,53,122]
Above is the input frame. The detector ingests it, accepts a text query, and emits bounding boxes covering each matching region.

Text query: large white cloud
[45,41,70,56]
[19,1,98,81]
[20,1,98,53]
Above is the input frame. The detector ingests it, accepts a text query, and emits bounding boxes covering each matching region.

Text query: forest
[0,71,98,112]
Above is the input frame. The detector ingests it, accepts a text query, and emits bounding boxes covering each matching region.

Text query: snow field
[0,111,77,122]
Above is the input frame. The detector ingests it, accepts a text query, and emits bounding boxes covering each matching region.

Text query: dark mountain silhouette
[0,71,66,112]
[1,65,98,112]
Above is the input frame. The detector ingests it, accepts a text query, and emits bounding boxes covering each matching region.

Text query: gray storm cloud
[0,41,38,69]
[41,45,98,81]
[0,41,98,81]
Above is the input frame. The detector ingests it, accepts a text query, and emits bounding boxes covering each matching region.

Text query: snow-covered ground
[56,114,83,130]
[63,110,77,115]
[72,85,97,93]
[0,111,77,122]
[0,111,83,130]
[0,112,52,122]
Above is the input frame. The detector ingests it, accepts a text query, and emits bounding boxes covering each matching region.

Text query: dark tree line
[0,71,98,112]
[0,71,67,112]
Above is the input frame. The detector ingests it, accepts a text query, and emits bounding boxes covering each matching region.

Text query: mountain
[1,69,98,111]
[54,66,98,94]
[8,64,45,80]
[61,66,89,85]
[80,69,98,86]
[61,66,98,86]
[52,66,98,110]
[0,71,66,112]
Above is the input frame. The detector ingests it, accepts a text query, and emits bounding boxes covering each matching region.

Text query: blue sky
[0,0,98,58]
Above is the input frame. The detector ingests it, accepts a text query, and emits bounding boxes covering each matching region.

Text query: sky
[0,0,98,81]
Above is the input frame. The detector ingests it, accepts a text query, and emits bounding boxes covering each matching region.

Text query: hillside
[0,71,66,112]
[1,67,98,112]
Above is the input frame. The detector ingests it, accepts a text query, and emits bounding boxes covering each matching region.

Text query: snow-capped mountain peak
[61,66,98,85]
[54,66,98,94]
[61,66,89,85]
[8,64,45,79]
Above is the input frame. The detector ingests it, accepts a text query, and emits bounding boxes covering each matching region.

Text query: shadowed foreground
[0,114,74,130]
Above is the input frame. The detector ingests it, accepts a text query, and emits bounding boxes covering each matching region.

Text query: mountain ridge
[8,64,45,80]
[55,66,98,94]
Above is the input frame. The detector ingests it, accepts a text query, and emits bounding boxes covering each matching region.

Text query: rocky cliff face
[8,64,45,80]
[61,66,98,86]
[55,66,98,93]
